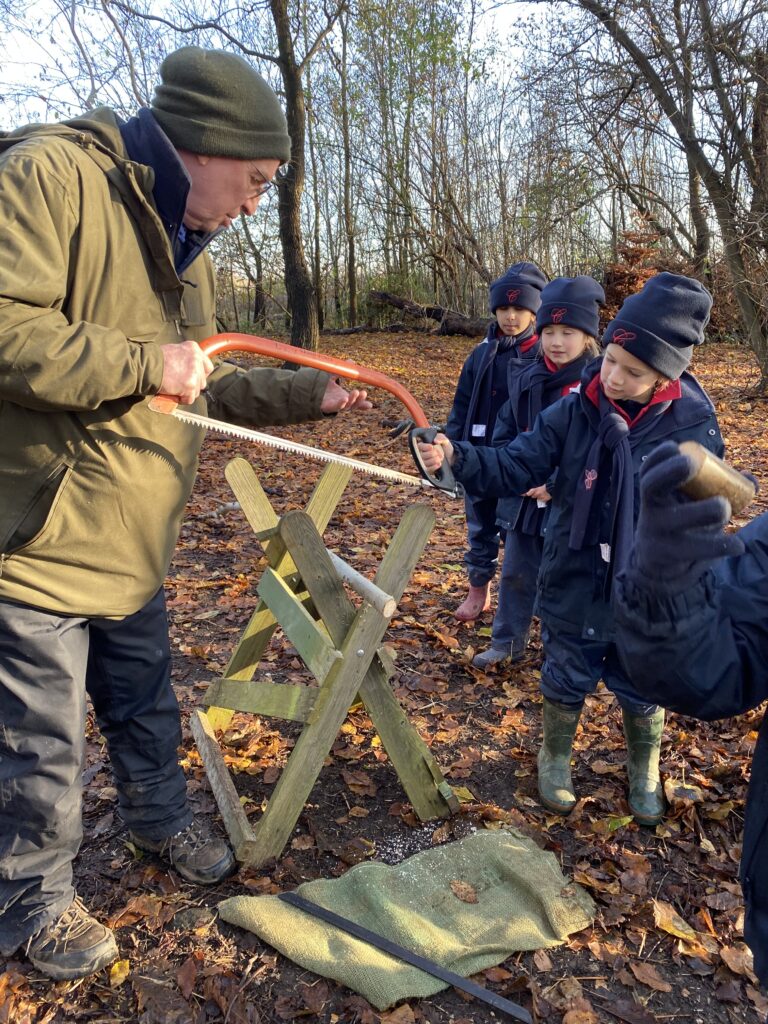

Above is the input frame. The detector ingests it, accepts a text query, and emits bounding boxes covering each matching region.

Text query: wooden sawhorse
[190,458,457,866]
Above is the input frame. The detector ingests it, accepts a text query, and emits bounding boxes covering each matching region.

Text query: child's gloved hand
[631,440,746,587]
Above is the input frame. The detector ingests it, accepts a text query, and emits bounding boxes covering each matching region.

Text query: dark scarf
[518,352,592,429]
[568,368,680,582]
[119,107,221,273]
[469,323,537,443]
[513,352,591,535]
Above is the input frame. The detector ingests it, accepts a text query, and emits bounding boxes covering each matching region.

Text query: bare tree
[570,0,768,385]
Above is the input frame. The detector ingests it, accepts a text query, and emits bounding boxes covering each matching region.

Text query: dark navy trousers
[491,529,543,646]
[463,493,501,587]
[0,590,191,954]
[540,624,659,716]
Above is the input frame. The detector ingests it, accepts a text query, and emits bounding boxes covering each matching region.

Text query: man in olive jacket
[0,47,369,980]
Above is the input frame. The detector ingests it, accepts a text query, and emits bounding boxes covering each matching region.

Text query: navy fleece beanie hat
[602,273,711,379]
[151,47,291,162]
[488,262,547,314]
[536,276,605,337]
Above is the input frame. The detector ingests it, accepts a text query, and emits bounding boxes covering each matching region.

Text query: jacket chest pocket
[180,276,215,335]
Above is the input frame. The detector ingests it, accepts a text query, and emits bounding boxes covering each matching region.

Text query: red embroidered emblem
[584,469,598,490]
[611,328,636,346]
[551,307,567,323]
[506,288,520,303]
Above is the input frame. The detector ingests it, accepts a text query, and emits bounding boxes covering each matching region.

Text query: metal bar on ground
[278,891,533,1023]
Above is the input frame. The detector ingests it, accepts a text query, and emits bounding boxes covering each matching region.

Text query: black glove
[631,440,746,588]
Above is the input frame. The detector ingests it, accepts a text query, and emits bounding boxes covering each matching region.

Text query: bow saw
[149,333,461,497]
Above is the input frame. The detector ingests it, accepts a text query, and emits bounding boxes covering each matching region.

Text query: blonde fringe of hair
[584,336,600,356]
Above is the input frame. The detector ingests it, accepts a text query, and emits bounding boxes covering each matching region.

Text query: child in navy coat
[614,443,766,985]
[418,273,723,826]
[445,262,547,621]
[473,276,604,668]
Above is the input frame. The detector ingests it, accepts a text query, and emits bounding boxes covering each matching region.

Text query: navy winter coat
[451,359,723,641]
[492,354,588,533]
[614,513,768,986]
[444,322,540,443]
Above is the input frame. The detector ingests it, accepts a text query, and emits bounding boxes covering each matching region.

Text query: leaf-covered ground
[2,334,766,1024]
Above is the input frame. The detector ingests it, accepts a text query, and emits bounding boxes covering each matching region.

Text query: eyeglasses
[248,175,273,200]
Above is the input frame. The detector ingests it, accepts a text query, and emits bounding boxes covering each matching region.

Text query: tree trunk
[339,12,357,327]
[304,26,324,333]
[270,0,318,350]
[252,247,266,327]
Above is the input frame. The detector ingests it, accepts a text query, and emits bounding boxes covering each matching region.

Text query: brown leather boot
[25,897,118,980]
[454,582,491,621]
[130,818,235,884]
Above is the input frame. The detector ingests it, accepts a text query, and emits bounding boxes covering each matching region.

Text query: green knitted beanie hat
[150,46,291,162]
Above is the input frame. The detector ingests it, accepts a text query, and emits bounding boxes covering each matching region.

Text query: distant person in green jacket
[0,47,369,981]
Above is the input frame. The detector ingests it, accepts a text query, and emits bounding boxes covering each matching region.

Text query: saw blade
[172,408,434,489]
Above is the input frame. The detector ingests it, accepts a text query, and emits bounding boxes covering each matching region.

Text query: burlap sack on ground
[218,828,595,1010]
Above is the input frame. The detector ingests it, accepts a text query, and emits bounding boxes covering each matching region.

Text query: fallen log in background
[368,291,490,337]
[322,321,410,336]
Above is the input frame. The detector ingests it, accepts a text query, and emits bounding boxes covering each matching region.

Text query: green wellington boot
[537,698,583,814]
[622,707,666,826]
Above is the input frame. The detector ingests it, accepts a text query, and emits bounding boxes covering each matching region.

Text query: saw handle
[149,332,431,427]
[409,426,462,496]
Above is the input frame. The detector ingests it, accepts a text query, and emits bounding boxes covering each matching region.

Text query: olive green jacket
[0,110,328,616]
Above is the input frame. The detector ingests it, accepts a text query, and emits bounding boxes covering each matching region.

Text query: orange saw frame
[148,333,457,493]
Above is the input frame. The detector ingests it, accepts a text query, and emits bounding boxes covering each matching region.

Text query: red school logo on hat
[506,288,521,303]
[611,328,636,346]
[584,468,598,490]
[551,307,567,323]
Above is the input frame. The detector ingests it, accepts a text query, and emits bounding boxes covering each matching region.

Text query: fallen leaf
[544,976,584,1010]
[664,778,704,805]
[452,786,476,803]
[109,959,130,987]
[107,893,175,931]
[747,984,768,1013]
[291,834,316,850]
[608,815,634,831]
[652,899,698,943]
[629,960,671,992]
[484,965,512,982]
[450,879,479,903]
[604,997,659,1023]
[297,979,330,1014]
[176,956,198,999]
[720,943,757,983]
[562,1004,599,1024]
[381,1005,416,1024]
[703,890,742,912]
[341,768,378,797]
[714,978,742,1003]
[132,973,193,1023]
[533,948,553,971]
[432,629,459,650]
